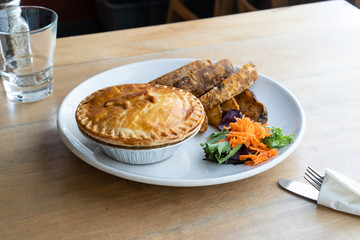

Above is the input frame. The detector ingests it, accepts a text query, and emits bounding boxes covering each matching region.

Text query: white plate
[57,59,305,187]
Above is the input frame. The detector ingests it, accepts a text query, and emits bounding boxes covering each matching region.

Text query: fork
[304,166,324,191]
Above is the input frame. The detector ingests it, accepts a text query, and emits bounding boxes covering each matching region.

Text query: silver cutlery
[280,167,360,216]
[278,177,319,201]
[279,166,324,201]
[304,166,324,191]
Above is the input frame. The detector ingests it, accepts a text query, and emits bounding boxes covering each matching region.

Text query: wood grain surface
[1,1,360,239]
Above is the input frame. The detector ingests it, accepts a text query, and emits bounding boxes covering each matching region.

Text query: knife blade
[279,178,319,201]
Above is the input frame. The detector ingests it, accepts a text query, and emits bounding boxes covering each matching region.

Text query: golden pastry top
[76,84,205,147]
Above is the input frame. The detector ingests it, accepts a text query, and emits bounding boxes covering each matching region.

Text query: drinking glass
[0,6,57,102]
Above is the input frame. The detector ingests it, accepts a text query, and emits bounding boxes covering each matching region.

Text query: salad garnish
[201,111,294,166]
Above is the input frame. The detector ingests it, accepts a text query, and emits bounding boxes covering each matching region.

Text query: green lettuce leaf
[200,130,242,164]
[262,127,295,149]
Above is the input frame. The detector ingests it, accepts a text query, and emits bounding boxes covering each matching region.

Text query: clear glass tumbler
[0,6,57,102]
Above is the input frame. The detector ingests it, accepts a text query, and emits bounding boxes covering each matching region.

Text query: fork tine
[307,166,324,182]
[304,176,320,191]
[304,173,321,191]
[304,166,324,191]
[306,167,323,183]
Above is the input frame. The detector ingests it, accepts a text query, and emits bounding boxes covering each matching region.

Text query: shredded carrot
[223,116,278,166]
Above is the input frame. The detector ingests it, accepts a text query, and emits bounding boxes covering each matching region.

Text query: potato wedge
[206,105,223,127]
[172,59,235,97]
[199,115,209,132]
[199,63,257,110]
[220,97,239,111]
[206,98,239,127]
[234,89,268,124]
[149,59,211,86]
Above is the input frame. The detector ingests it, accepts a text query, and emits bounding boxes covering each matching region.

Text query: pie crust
[75,84,205,148]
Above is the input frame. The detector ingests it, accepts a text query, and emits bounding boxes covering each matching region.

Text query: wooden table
[1,1,360,239]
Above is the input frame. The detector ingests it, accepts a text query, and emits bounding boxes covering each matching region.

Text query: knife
[279,178,319,201]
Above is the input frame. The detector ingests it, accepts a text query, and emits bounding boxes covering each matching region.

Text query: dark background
[21,0,217,38]
[21,0,358,38]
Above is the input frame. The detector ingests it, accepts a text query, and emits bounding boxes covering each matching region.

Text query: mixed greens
[200,130,242,165]
[201,111,295,166]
